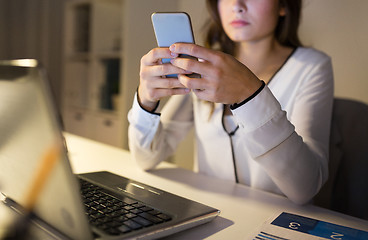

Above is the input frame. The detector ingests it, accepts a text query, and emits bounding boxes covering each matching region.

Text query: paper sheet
[246,212,368,240]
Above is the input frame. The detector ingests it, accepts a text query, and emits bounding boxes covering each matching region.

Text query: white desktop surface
[1,133,368,239]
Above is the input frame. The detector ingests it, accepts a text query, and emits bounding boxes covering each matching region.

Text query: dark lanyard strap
[222,105,240,183]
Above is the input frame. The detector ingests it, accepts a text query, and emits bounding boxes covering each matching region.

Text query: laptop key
[125,213,137,219]
[114,201,126,207]
[114,209,129,215]
[133,216,153,227]
[147,209,161,216]
[114,216,128,223]
[106,221,122,228]
[117,225,131,233]
[157,213,172,221]
[130,208,143,214]
[140,206,153,212]
[105,228,121,235]
[98,217,112,224]
[138,212,164,224]
[132,203,145,208]
[90,212,104,219]
[123,219,142,230]
[124,205,135,211]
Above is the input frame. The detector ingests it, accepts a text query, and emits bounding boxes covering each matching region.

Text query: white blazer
[128,47,334,204]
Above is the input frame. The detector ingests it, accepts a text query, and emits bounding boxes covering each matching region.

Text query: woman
[128,0,334,204]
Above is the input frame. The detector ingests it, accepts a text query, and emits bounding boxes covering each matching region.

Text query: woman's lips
[230,20,249,28]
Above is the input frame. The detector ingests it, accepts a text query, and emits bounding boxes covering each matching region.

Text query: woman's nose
[232,0,246,13]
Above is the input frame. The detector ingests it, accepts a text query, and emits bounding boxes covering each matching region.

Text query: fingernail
[169,44,176,52]
[170,52,178,58]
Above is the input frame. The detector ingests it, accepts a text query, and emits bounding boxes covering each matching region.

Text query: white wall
[299,0,368,104]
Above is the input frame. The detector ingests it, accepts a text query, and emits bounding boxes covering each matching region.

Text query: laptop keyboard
[79,178,172,236]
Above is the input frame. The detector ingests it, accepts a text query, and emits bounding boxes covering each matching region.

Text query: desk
[2,133,368,239]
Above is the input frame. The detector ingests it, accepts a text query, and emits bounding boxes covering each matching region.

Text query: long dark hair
[205,0,303,55]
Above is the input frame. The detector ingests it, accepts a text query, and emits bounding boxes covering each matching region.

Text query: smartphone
[151,12,200,78]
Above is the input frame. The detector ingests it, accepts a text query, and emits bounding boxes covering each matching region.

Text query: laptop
[0,59,220,239]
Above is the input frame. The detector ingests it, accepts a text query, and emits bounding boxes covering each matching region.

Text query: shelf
[91,0,122,53]
[96,58,121,111]
[63,60,90,109]
[70,2,91,53]
[62,0,180,148]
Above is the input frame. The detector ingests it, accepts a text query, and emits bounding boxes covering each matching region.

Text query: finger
[170,57,212,77]
[151,77,188,89]
[192,88,214,102]
[139,86,190,108]
[169,43,218,62]
[177,74,208,90]
[142,63,192,78]
[148,88,191,102]
[141,47,178,66]
[164,88,191,96]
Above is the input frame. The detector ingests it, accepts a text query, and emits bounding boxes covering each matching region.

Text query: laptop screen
[0,60,92,239]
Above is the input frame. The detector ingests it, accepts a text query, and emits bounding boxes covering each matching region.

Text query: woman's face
[218,0,285,43]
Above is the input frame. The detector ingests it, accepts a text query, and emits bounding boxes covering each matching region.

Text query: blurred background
[0,0,367,169]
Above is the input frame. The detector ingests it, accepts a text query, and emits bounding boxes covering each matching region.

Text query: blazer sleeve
[128,93,194,170]
[231,56,334,204]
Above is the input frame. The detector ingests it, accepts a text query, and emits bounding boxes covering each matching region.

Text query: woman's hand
[169,43,262,105]
[138,47,191,111]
